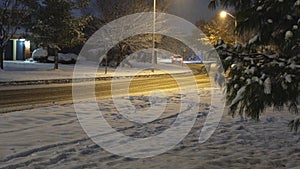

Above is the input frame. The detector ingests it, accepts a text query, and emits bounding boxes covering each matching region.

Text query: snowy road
[0,74,211,114]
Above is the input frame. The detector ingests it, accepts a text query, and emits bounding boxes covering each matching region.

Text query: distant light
[25,41,30,49]
[220,11,227,18]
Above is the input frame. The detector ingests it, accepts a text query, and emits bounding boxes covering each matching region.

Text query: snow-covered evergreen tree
[209,0,300,131]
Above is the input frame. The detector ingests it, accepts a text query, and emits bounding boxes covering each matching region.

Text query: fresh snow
[293,25,298,30]
[285,31,293,40]
[32,47,48,60]
[264,77,272,94]
[286,15,293,20]
[31,47,78,63]
[47,53,78,62]
[267,19,273,24]
[0,60,191,82]
[256,6,263,11]
[1,92,299,168]
[289,62,300,69]
[230,86,246,107]
[285,74,292,83]
[248,35,259,44]
[0,60,299,168]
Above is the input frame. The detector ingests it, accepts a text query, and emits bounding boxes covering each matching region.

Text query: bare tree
[89,0,174,22]
[197,16,236,45]
[82,0,177,66]
[0,0,30,69]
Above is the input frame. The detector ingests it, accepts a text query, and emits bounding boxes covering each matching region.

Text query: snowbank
[32,47,48,60]
[47,53,78,63]
[31,47,78,64]
[0,61,190,83]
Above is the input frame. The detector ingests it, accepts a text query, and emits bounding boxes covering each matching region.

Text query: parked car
[171,55,183,64]
[183,54,203,64]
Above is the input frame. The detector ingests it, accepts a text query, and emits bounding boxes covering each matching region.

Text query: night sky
[81,0,220,24]
[170,0,220,23]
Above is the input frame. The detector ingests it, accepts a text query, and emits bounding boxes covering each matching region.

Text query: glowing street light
[220,10,228,18]
[220,10,235,20]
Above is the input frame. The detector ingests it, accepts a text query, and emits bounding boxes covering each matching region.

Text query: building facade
[4,39,31,61]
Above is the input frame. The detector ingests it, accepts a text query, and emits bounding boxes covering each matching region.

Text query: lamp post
[182,47,186,66]
[105,53,108,74]
[104,37,110,74]
[220,10,237,43]
[151,0,156,72]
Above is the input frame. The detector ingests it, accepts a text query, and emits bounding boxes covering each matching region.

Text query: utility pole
[151,0,156,72]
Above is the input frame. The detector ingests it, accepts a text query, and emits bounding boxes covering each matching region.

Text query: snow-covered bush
[32,47,48,62]
[47,53,78,64]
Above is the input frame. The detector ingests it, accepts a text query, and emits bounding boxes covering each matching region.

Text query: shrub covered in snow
[32,47,78,64]
[47,53,78,64]
[32,47,48,62]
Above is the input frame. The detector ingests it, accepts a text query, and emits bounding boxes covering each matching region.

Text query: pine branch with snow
[210,0,300,132]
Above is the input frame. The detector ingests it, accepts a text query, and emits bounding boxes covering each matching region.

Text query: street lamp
[182,47,186,66]
[219,10,237,43]
[105,53,108,74]
[151,0,156,73]
[104,37,110,74]
[220,11,228,18]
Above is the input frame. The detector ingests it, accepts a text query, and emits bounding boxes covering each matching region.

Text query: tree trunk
[54,48,58,69]
[0,47,4,70]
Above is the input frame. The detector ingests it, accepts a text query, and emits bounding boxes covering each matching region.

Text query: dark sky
[170,0,219,23]
[81,0,220,24]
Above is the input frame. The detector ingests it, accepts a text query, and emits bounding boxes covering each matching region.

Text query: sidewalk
[0,61,192,86]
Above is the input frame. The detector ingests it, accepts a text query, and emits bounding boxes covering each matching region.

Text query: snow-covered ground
[0,61,299,169]
[0,61,190,83]
[0,90,299,169]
